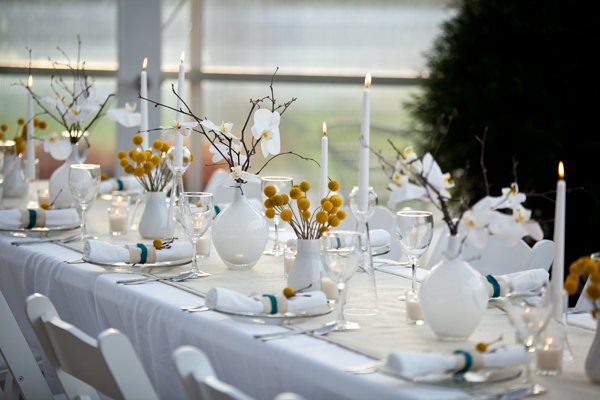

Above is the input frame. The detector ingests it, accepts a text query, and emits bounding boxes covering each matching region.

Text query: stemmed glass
[68,164,101,240]
[505,286,554,394]
[321,230,362,331]
[180,192,214,279]
[261,176,293,256]
[396,210,434,300]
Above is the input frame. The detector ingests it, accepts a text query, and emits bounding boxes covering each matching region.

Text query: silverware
[181,305,210,312]
[116,270,209,285]
[254,321,339,341]
[11,234,79,246]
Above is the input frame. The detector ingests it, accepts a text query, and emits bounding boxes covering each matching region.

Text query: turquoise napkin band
[136,243,148,264]
[453,350,473,376]
[486,274,501,298]
[116,178,124,191]
[262,294,278,314]
[26,209,37,229]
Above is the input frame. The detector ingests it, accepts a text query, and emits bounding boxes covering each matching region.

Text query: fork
[116,270,209,285]
[11,234,79,246]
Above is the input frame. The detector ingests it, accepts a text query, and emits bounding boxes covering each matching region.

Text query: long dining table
[0,196,598,399]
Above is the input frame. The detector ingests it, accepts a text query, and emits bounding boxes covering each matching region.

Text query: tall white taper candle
[552,161,566,319]
[358,73,372,212]
[319,122,328,200]
[25,74,35,180]
[140,57,149,150]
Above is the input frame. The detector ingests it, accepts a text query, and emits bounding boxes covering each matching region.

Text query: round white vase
[49,143,87,209]
[288,239,322,291]
[212,186,268,270]
[1,153,28,199]
[138,191,170,239]
[419,234,489,340]
[585,317,600,383]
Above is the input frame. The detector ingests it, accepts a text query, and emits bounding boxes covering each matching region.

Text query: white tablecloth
[0,198,598,400]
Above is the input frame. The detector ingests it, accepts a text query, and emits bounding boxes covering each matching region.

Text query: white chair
[0,290,54,400]
[25,293,159,400]
[173,346,305,400]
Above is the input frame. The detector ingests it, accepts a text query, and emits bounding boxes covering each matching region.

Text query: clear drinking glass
[180,192,214,279]
[505,286,554,394]
[68,164,101,240]
[396,210,434,298]
[321,230,362,331]
[261,176,293,256]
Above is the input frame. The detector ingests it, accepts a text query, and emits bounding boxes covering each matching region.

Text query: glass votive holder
[111,194,131,210]
[535,332,564,376]
[108,207,129,236]
[283,245,296,278]
[196,228,211,259]
[405,288,425,325]
[37,186,51,206]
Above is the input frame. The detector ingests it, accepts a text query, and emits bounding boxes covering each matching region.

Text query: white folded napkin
[0,208,80,230]
[83,239,193,264]
[98,176,143,194]
[205,287,328,314]
[384,345,526,379]
[487,268,549,297]
[370,229,391,248]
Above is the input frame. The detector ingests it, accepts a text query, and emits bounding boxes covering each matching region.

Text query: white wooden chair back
[25,293,158,400]
[173,346,253,400]
[0,290,54,400]
[427,229,555,275]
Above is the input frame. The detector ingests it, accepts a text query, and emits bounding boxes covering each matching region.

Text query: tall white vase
[419,234,489,340]
[585,317,600,383]
[49,143,87,209]
[288,239,322,291]
[1,153,28,199]
[212,186,268,270]
[138,191,170,239]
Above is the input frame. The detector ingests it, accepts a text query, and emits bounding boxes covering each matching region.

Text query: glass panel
[162,0,191,68]
[202,0,453,74]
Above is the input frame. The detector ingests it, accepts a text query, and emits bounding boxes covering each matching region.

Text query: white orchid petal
[106,108,141,128]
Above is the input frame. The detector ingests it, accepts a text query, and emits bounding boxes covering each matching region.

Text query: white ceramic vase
[585,317,600,383]
[212,186,268,270]
[49,143,87,209]
[1,153,28,199]
[419,234,489,340]
[288,239,322,291]
[138,191,170,239]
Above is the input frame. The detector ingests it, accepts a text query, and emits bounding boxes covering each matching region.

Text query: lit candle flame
[180,51,185,63]
[364,73,372,88]
[27,74,33,88]
[322,122,327,136]
[558,161,565,179]
[142,57,148,70]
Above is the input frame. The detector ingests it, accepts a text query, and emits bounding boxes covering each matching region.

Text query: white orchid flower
[160,119,198,136]
[106,102,141,127]
[458,209,493,249]
[251,109,281,157]
[402,145,418,162]
[209,142,248,165]
[201,119,239,140]
[43,132,72,160]
[415,153,454,199]
[229,165,260,184]
[387,180,427,209]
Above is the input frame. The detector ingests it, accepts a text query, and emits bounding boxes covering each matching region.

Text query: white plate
[0,224,80,237]
[212,303,334,325]
[83,258,192,269]
[385,366,523,386]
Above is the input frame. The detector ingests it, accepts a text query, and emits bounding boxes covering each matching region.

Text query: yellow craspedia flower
[564,275,579,295]
[151,154,162,165]
[328,180,340,192]
[322,201,333,212]
[39,121,47,129]
[190,151,195,162]
[101,172,109,181]
[128,149,137,160]
[591,271,600,284]
[33,117,40,127]
[1,123,8,131]
[272,194,284,206]
[125,165,135,174]
[132,133,144,146]
[161,142,170,153]
[0,132,3,140]
[134,165,145,177]
[39,202,51,210]
[145,149,153,157]
[330,195,342,207]
[120,158,129,167]
[299,180,310,192]
[17,118,24,125]
[152,140,163,151]
[280,209,293,222]
[289,187,302,200]
[280,194,290,205]
[16,142,26,154]
[117,150,127,159]
[297,197,310,211]
[587,283,600,300]
[153,239,163,249]
[265,208,276,219]
[263,185,277,198]
[336,209,347,220]
[264,198,273,208]
[316,211,328,224]
[329,216,340,227]
[144,161,154,172]
[318,227,329,236]
[302,210,311,220]
[135,151,147,163]
[14,136,23,145]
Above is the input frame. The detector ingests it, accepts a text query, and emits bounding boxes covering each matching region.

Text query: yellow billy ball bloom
[264,198,273,208]
[289,187,302,200]
[280,194,290,205]
[302,210,311,220]
[119,158,129,167]
[299,180,310,192]
[587,283,600,300]
[125,165,135,174]
[17,118,24,125]
[329,216,340,227]
[564,275,579,295]
[136,152,147,163]
[265,208,276,219]
[336,209,347,220]
[263,185,277,198]
[153,239,163,249]
[161,142,170,153]
[128,149,137,160]
[328,180,340,192]
[272,194,284,206]
[152,140,163,151]
[0,123,7,131]
[132,133,144,146]
[330,195,342,207]
[144,161,154,172]
[134,165,145,177]
[322,201,333,212]
[316,211,328,224]
[117,150,127,159]
[280,209,293,222]
[151,154,162,165]
[297,197,310,211]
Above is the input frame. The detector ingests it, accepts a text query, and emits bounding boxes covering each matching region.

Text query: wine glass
[261,176,293,256]
[505,286,554,394]
[180,192,214,279]
[68,164,101,240]
[321,230,362,331]
[396,210,434,299]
